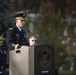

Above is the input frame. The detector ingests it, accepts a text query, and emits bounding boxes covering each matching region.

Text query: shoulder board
[8,28,13,30]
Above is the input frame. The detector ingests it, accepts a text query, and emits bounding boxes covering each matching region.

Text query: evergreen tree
[0,0,13,35]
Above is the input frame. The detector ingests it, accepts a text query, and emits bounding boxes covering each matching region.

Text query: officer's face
[16,19,25,28]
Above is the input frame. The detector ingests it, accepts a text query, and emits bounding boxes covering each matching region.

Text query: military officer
[6,11,29,51]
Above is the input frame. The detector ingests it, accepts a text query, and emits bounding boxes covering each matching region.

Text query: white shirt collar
[16,25,22,31]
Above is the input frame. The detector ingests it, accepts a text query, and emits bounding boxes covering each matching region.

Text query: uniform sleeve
[6,29,21,50]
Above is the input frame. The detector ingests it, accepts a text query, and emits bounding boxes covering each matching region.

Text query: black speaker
[29,44,55,75]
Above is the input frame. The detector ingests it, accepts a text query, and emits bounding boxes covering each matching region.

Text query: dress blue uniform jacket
[6,26,28,50]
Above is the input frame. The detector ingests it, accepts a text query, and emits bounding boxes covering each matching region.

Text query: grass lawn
[59,70,76,75]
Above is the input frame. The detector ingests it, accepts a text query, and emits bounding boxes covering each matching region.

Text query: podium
[10,44,55,75]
